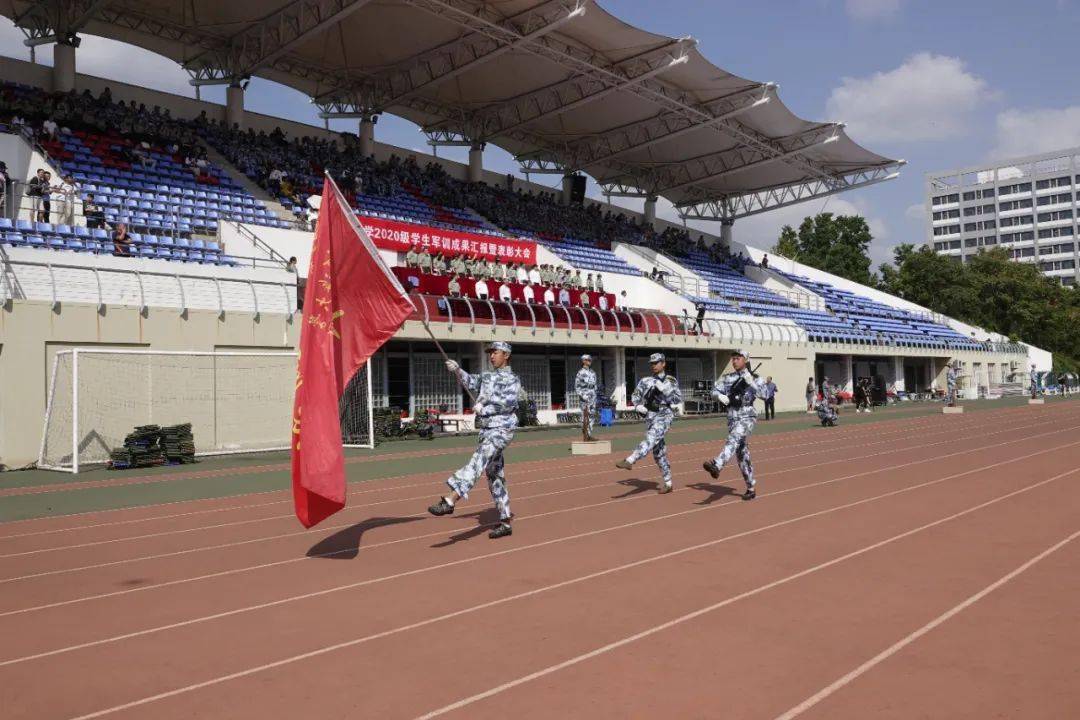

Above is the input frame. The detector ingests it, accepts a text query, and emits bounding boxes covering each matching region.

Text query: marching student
[616,353,682,494]
[702,349,767,500]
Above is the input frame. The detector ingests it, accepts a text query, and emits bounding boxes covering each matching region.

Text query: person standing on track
[702,349,767,500]
[616,352,682,494]
[1030,364,1040,399]
[427,341,520,539]
[575,354,598,441]
[806,376,816,412]
[761,375,777,420]
[945,362,959,407]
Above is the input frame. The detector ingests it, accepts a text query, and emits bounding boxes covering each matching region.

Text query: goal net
[38,349,374,473]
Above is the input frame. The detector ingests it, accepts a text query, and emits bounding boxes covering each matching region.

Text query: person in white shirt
[528,264,542,285]
[558,287,571,305]
[516,263,529,284]
[523,284,535,303]
[543,287,555,305]
[474,279,490,300]
[598,294,609,311]
[498,283,512,301]
[55,174,78,225]
[42,118,59,139]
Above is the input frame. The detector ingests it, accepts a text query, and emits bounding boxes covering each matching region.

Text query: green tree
[878,246,1080,369]
[771,213,875,285]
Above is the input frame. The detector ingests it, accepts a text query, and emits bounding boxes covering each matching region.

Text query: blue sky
[4,0,1080,267]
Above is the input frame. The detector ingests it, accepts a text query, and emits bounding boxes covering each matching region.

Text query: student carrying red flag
[291,173,414,528]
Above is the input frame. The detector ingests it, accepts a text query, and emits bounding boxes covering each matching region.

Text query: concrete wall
[0,298,297,469]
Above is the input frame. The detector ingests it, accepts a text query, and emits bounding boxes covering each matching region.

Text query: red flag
[291,174,414,528]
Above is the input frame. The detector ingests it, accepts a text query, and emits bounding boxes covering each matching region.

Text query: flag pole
[417,314,478,405]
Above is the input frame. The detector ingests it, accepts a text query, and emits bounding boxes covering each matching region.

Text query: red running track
[0,401,1078,719]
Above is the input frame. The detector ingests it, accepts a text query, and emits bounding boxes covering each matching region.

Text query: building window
[1036,192,1072,206]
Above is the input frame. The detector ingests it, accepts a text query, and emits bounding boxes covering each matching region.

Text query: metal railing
[0,253,296,316]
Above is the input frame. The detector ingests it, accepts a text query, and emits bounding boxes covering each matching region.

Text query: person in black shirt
[83,194,105,229]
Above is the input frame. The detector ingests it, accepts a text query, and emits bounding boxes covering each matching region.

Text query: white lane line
[773,528,1080,720]
[0,412,1000,558]
[1,415,1064,588]
[0,409,971,544]
[0,403,1038,535]
[8,437,1078,673]
[413,465,1080,720]
[59,449,1080,720]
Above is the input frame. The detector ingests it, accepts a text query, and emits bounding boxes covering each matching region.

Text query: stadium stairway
[198,142,297,226]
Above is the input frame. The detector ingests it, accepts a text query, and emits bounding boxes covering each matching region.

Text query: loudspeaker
[568,174,586,204]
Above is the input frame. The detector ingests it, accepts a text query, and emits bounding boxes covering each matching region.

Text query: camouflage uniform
[1030,367,1039,398]
[816,396,839,426]
[945,365,958,406]
[445,365,521,520]
[625,372,682,486]
[574,363,598,439]
[711,368,768,490]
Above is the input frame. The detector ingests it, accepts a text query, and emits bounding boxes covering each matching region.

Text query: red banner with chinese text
[291,177,415,529]
[358,215,539,264]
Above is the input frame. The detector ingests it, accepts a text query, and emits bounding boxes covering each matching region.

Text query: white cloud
[826,53,996,142]
[905,202,925,221]
[846,0,903,21]
[990,106,1080,160]
[0,18,195,97]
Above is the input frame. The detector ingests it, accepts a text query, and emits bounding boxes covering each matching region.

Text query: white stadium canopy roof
[6,0,904,219]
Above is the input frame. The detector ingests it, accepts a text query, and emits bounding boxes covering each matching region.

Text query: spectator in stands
[448,275,461,297]
[528,263,541,286]
[82,193,105,229]
[474,277,490,300]
[515,262,528,284]
[27,168,47,222]
[580,292,591,308]
[598,293,609,311]
[586,273,595,291]
[0,161,9,219]
[54,173,78,225]
[419,248,433,274]
[573,269,584,288]
[543,286,555,305]
[761,376,777,420]
[498,282,512,301]
[695,304,705,334]
[523,283,535,303]
[595,274,604,293]
[132,144,156,169]
[761,254,769,270]
[285,256,298,273]
[450,253,466,277]
[111,222,133,256]
[267,167,286,195]
[405,242,420,268]
[39,171,54,222]
[432,252,447,275]
[619,290,628,310]
[42,116,59,139]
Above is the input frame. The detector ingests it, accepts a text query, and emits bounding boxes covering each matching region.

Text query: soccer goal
[38,349,375,473]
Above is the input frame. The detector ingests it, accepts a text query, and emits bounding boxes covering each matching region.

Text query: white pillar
[225,84,245,129]
[893,356,904,393]
[644,195,657,227]
[359,115,376,158]
[612,347,627,408]
[53,42,76,93]
[468,142,484,183]
[843,354,854,393]
[720,217,734,248]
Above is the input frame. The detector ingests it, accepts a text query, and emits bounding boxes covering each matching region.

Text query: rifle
[727,362,763,404]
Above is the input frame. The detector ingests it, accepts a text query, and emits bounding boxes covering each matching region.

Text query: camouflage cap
[648,352,665,364]
[485,341,512,353]
[734,348,751,360]
[581,354,592,361]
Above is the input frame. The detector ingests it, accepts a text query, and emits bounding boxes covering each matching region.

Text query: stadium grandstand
[0,0,1047,473]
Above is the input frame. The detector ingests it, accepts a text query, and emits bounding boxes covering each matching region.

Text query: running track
[1,401,1078,719]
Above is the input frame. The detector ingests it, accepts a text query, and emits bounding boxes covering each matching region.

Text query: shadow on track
[307,516,426,559]
[431,508,502,548]
[688,482,739,505]
[612,478,663,498]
